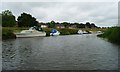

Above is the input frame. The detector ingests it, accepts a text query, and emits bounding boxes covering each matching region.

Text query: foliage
[1,10,99,28]
[76,23,85,28]
[91,23,97,28]
[61,22,70,28]
[85,22,91,28]
[42,21,98,29]
[17,13,38,27]
[97,27,120,45]
[2,27,29,39]
[58,28,78,35]
[42,28,52,36]
[2,10,13,16]
[2,10,16,27]
[47,21,56,28]
[43,28,78,35]
[2,27,107,39]
[2,28,16,39]
[0,14,2,25]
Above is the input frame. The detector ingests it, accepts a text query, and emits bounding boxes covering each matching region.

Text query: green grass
[2,27,107,39]
[2,28,16,39]
[97,27,120,45]
[43,28,79,35]
[2,27,29,39]
[42,28,52,36]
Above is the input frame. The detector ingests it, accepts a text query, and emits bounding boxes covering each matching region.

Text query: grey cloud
[1,2,118,27]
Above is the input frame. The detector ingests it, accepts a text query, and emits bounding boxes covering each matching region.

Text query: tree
[77,23,85,28]
[85,22,91,28]
[48,21,56,28]
[0,13,2,25]
[61,22,70,28]
[17,13,38,27]
[91,23,96,28]
[2,10,13,16]
[2,10,16,27]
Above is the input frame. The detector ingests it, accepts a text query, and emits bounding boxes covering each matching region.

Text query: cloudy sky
[1,2,118,27]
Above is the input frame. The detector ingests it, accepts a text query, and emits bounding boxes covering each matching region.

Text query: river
[2,34,119,70]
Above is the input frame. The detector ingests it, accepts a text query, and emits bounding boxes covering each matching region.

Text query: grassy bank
[2,28,16,39]
[2,27,28,39]
[97,27,120,45]
[2,27,106,39]
[43,28,79,36]
[2,27,79,39]
[43,28,107,36]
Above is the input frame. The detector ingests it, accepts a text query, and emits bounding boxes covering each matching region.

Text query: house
[38,23,48,28]
[41,24,48,28]
[56,24,65,28]
[69,24,77,29]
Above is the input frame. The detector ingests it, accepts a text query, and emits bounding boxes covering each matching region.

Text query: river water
[2,34,119,70]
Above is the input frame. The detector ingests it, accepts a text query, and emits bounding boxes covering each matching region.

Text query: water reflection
[2,34,119,70]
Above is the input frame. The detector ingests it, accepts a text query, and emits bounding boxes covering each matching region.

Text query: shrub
[2,28,16,39]
[97,27,120,45]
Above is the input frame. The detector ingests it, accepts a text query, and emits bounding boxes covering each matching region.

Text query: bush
[43,28,52,36]
[2,28,16,39]
[43,28,78,36]
[97,27,120,45]
[58,28,70,35]
[58,28,78,35]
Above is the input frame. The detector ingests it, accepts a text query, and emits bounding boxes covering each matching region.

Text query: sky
[1,1,119,27]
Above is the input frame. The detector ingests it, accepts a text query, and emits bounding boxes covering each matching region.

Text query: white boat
[89,31,93,33]
[97,31,102,33]
[50,29,60,36]
[78,30,90,34]
[77,30,83,34]
[14,26,46,38]
[83,31,88,34]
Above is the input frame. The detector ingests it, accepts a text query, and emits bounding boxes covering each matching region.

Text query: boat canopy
[29,26,43,31]
[52,29,57,33]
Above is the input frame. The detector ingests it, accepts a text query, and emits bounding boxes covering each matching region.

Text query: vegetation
[2,27,78,39]
[2,26,106,39]
[2,10,16,27]
[40,28,78,36]
[44,21,98,29]
[58,28,78,35]
[2,27,29,39]
[1,10,106,40]
[17,13,38,27]
[47,21,56,28]
[1,10,99,29]
[97,27,120,45]
[2,28,16,39]
[61,22,70,28]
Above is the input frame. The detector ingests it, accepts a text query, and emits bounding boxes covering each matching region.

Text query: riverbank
[97,27,120,45]
[2,27,106,39]
[2,27,29,39]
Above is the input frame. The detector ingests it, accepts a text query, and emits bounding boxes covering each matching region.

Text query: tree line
[1,10,99,28]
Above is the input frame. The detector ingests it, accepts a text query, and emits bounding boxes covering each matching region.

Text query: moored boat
[77,30,83,34]
[78,30,91,34]
[14,26,46,38]
[50,29,60,36]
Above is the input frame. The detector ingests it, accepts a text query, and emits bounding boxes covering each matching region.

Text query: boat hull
[15,32,46,38]
[50,31,60,36]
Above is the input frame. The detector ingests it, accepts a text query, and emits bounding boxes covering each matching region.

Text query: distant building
[38,23,48,28]
[56,24,65,28]
[69,24,77,29]
[41,24,48,28]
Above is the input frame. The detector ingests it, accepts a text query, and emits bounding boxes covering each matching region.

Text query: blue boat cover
[52,29,57,33]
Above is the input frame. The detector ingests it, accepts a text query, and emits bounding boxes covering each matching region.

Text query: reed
[97,27,120,45]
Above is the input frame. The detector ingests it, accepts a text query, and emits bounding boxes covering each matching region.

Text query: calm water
[2,34,119,70]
